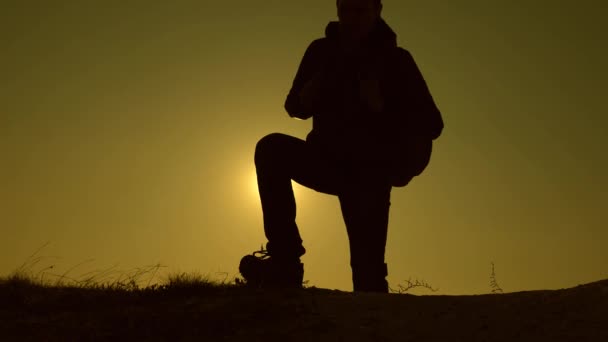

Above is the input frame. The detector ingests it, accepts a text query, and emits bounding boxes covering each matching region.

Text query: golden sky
[1,0,606,294]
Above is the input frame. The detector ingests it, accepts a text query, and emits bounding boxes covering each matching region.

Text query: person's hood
[324,17,397,50]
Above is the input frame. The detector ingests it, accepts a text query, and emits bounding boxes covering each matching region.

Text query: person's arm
[387,48,444,140]
[284,40,326,120]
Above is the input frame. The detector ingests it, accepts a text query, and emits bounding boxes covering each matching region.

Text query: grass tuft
[1,242,245,294]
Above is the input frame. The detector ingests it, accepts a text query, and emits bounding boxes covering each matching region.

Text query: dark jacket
[284,18,444,186]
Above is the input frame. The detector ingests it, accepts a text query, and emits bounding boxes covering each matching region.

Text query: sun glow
[247,167,259,203]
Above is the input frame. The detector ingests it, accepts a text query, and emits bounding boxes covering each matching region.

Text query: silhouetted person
[239,0,443,293]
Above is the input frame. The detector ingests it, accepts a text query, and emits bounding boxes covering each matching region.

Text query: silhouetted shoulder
[296,38,332,68]
[293,37,336,78]
[388,47,434,88]
[396,47,413,56]
[310,37,328,46]
[306,37,332,56]
[389,47,417,69]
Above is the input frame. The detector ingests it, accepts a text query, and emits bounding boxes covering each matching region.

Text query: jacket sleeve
[388,48,444,140]
[284,40,321,120]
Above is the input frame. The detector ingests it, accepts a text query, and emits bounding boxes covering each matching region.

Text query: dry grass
[5,241,439,294]
[2,245,606,341]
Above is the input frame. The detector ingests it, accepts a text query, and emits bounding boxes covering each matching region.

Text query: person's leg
[338,167,392,293]
[254,133,343,261]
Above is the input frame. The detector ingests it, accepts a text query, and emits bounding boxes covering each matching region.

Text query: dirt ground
[1,278,607,341]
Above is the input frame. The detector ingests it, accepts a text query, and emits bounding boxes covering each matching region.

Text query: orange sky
[1,0,606,294]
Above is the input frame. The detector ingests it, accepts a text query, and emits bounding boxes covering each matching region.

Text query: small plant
[391,277,438,294]
[489,261,503,294]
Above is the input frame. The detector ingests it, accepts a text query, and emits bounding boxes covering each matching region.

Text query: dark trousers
[254,133,392,292]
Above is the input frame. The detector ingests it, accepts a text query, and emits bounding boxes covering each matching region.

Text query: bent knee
[254,133,289,166]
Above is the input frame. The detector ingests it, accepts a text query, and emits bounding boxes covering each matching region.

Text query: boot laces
[251,244,271,260]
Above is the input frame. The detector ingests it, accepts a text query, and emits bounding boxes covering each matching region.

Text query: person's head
[336,0,383,41]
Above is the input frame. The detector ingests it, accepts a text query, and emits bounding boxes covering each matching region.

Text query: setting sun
[246,167,259,204]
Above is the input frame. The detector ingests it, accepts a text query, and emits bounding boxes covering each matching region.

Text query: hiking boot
[352,262,389,293]
[239,245,304,289]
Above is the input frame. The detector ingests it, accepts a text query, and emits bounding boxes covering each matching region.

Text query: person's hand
[358,73,384,113]
[298,71,326,111]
